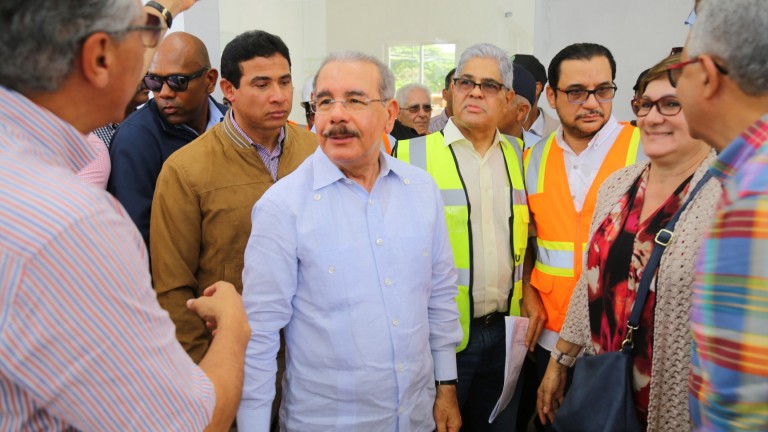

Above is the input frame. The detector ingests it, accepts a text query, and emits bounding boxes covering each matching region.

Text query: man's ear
[205,68,219,94]
[503,89,515,115]
[220,78,236,103]
[79,33,113,89]
[385,99,399,134]
[546,85,557,109]
[698,55,724,101]
[518,103,532,122]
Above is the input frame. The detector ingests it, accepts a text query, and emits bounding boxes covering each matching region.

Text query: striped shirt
[690,114,768,431]
[0,86,214,430]
[229,110,285,181]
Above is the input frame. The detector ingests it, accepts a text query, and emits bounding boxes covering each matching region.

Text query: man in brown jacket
[150,30,317,363]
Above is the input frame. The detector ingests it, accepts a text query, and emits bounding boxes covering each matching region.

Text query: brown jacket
[150,115,317,362]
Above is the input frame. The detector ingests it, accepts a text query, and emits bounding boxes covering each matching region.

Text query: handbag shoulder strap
[622,170,713,351]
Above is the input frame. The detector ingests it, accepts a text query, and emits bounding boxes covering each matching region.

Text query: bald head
[146,32,218,134]
[151,32,211,72]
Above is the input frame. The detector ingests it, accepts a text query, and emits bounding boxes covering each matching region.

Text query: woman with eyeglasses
[535,53,721,430]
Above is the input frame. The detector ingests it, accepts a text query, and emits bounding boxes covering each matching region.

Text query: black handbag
[552,171,712,432]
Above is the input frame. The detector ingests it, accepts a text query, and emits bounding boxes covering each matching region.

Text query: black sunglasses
[143,67,209,92]
[401,104,432,114]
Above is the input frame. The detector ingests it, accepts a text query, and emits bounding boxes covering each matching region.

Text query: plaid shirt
[690,114,768,431]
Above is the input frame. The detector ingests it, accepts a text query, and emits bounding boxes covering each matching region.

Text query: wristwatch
[145,1,173,28]
[435,379,458,386]
[551,347,577,368]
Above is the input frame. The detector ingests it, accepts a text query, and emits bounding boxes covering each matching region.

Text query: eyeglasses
[555,85,617,104]
[107,13,164,48]
[143,67,210,92]
[401,104,432,114]
[630,96,682,117]
[453,77,506,97]
[312,97,386,113]
[666,56,729,88]
[670,47,683,55]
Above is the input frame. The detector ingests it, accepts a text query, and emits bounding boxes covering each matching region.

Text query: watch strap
[435,379,458,386]
[145,1,173,29]
[551,347,577,368]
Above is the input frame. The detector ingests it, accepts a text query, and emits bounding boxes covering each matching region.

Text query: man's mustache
[323,125,361,138]
[575,109,604,120]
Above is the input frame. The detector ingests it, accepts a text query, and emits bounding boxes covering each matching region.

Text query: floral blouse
[585,165,692,429]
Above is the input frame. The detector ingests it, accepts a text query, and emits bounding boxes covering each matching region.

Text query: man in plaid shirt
[672,0,768,429]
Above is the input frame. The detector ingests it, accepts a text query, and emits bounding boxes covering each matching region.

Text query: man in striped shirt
[0,0,250,430]
[673,0,768,429]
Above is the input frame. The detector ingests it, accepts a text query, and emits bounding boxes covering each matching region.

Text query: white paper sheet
[488,315,530,423]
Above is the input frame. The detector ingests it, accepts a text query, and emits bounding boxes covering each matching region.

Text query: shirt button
[369,199,374,205]
[399,406,405,414]
[314,193,321,201]
[376,238,383,246]
[397,364,405,372]
[403,178,410,185]
[384,278,392,286]
[422,250,429,256]
[392,319,400,326]
[328,266,336,274]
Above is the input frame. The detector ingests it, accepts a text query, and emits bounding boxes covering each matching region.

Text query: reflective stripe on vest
[523,123,643,332]
[396,131,528,352]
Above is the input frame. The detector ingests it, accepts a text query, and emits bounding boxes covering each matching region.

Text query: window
[388,43,456,95]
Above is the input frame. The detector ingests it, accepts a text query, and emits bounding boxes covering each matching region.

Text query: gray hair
[395,83,431,107]
[313,50,395,101]
[513,94,531,108]
[456,43,514,90]
[688,0,768,95]
[513,94,531,123]
[0,0,139,93]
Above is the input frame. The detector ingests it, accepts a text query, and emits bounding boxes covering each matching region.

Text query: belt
[470,311,505,327]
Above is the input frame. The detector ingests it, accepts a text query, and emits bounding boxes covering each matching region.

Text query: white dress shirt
[444,119,514,317]
[238,147,462,431]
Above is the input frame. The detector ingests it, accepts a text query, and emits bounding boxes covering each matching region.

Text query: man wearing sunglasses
[394,43,529,431]
[0,0,249,430]
[523,42,645,430]
[108,32,225,248]
[396,83,433,136]
[675,0,768,429]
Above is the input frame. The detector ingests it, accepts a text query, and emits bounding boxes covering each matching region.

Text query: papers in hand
[488,315,530,423]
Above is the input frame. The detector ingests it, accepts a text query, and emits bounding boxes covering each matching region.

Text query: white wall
[179,0,694,124]
[533,0,693,120]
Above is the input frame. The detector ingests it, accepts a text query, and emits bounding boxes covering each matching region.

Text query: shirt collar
[205,97,225,130]
[528,107,545,137]
[442,117,504,148]
[228,109,285,150]
[312,146,395,191]
[710,113,768,181]
[0,86,95,173]
[555,114,620,152]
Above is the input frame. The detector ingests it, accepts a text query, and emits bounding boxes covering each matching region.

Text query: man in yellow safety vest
[395,43,530,431]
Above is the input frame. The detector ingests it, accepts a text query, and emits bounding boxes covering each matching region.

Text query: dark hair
[547,43,616,91]
[221,30,291,88]
[513,54,547,85]
[444,68,456,91]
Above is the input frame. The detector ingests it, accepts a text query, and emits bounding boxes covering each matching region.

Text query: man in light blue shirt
[237,51,464,431]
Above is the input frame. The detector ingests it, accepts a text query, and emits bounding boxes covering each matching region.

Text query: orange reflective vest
[523,123,642,332]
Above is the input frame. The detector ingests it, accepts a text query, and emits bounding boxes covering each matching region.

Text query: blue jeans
[456,318,523,431]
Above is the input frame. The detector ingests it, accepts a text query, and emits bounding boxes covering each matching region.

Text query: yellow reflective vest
[394,131,529,352]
